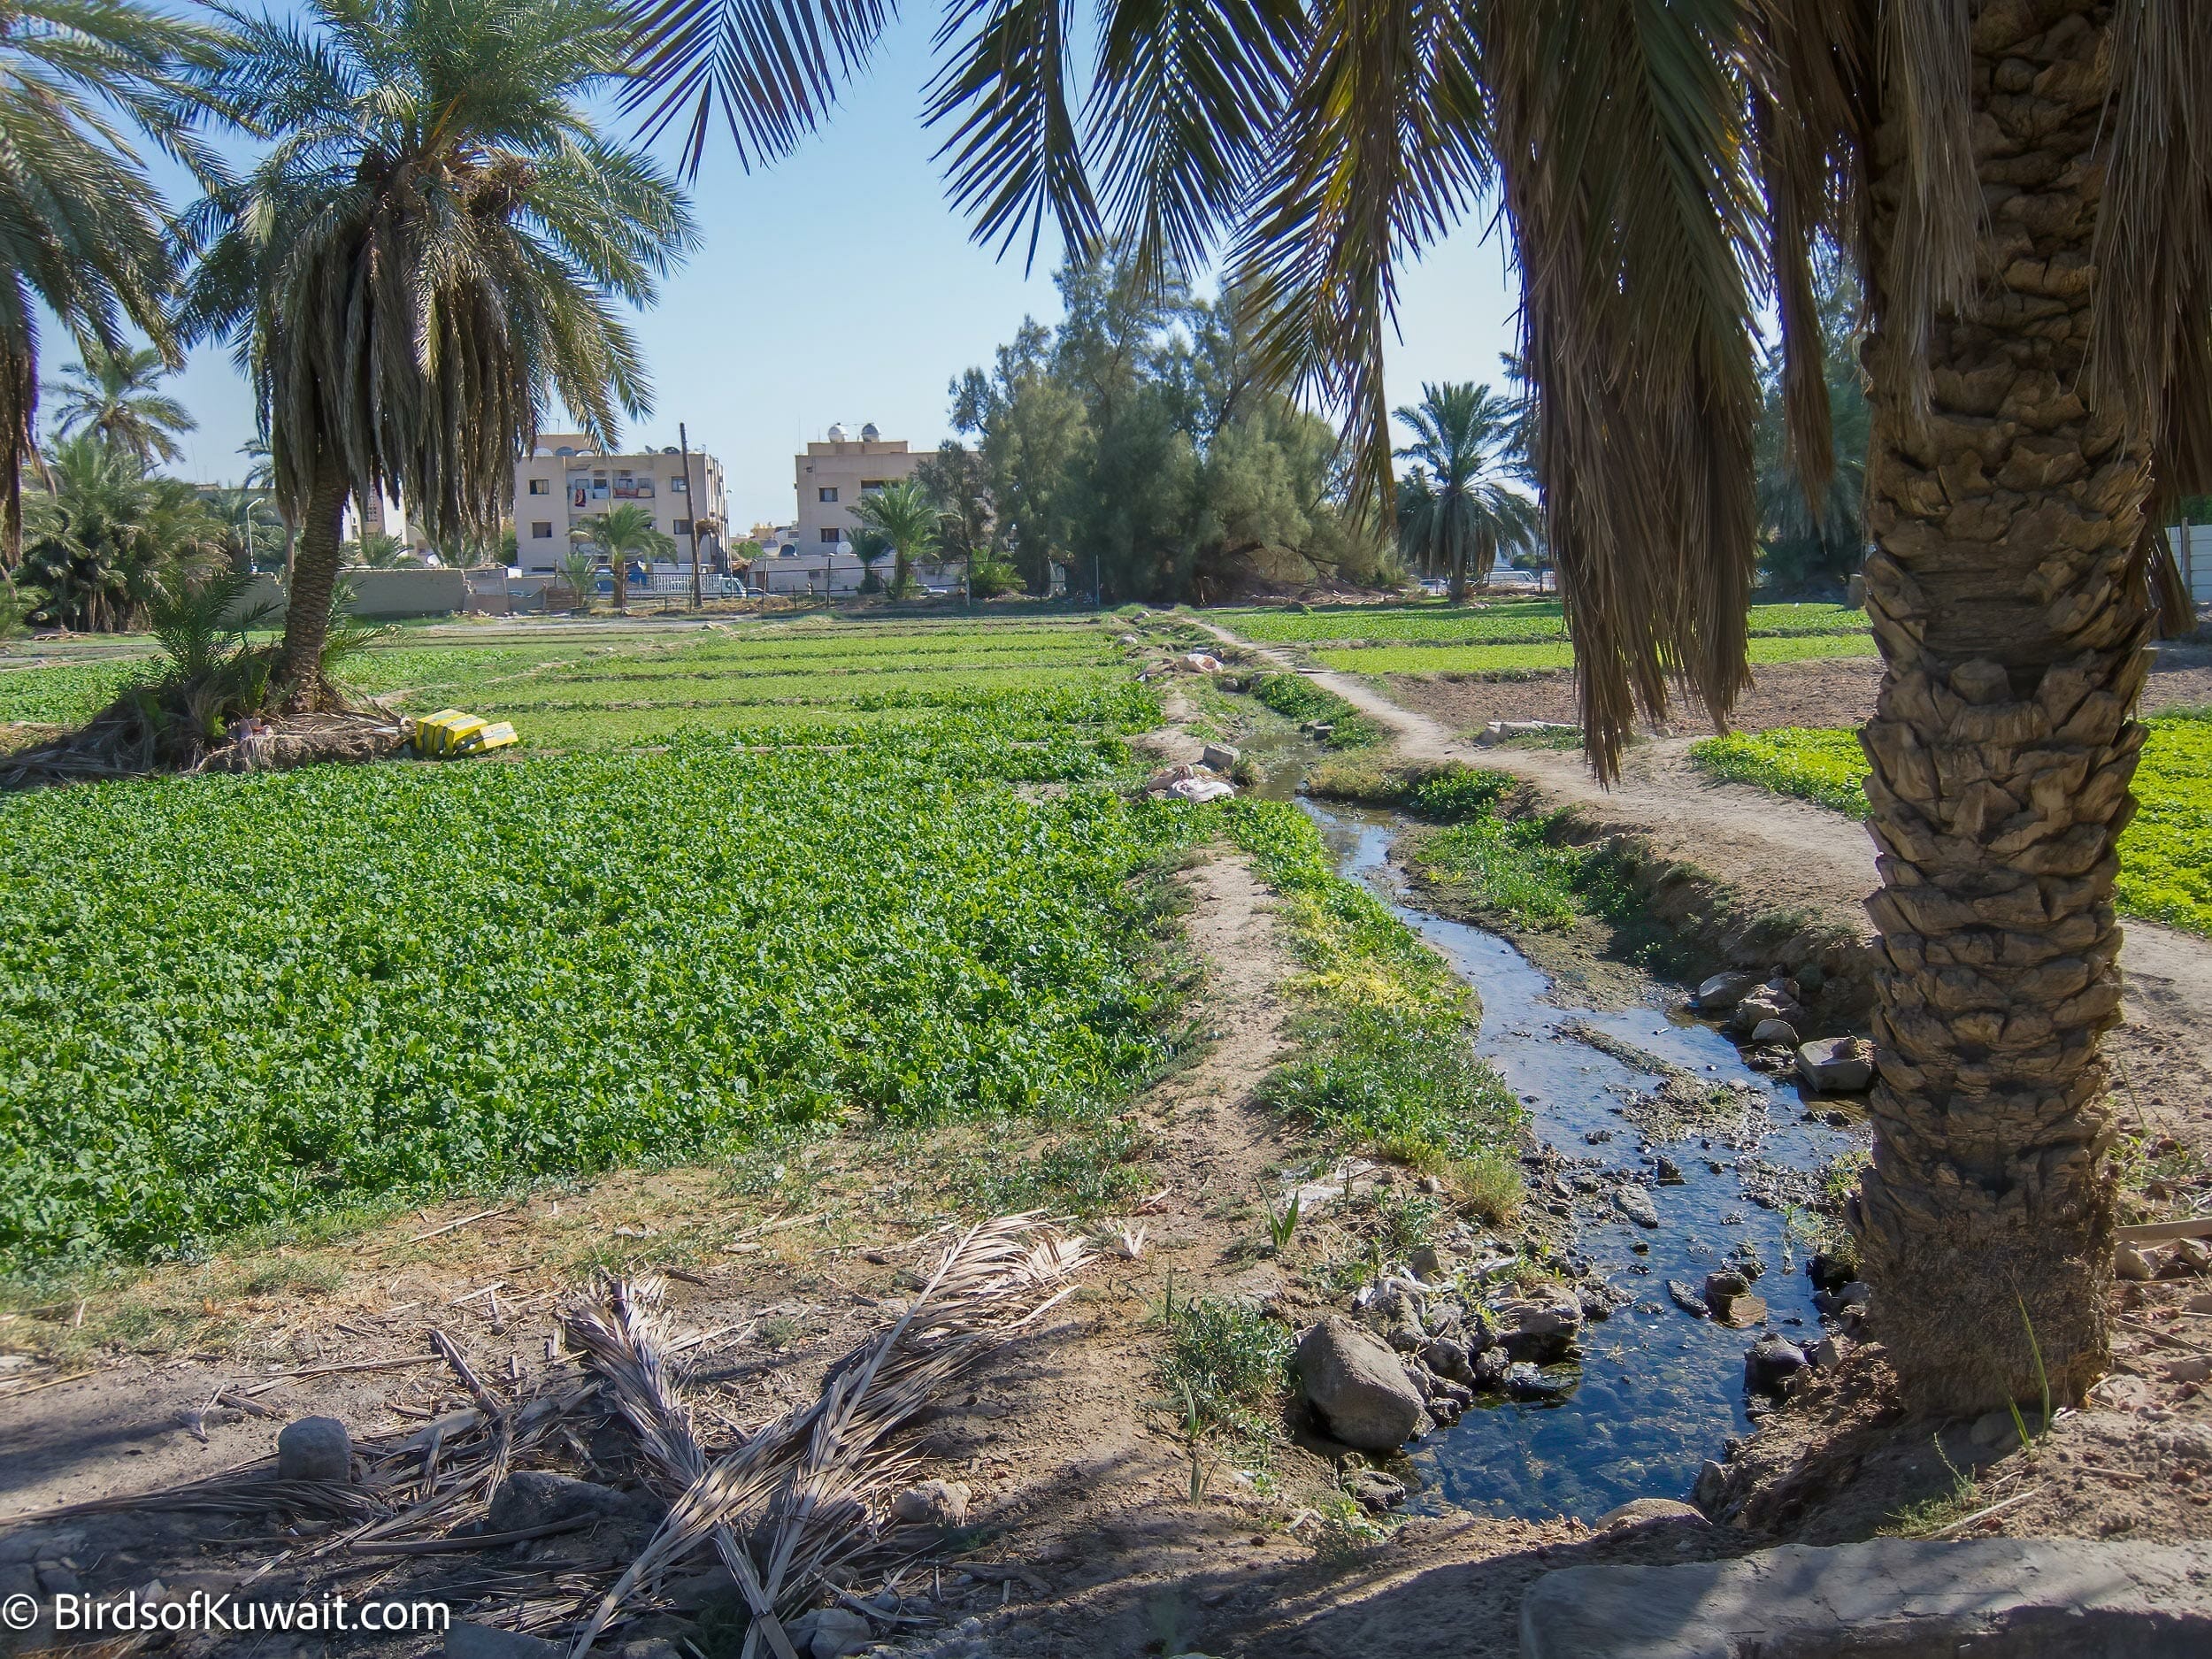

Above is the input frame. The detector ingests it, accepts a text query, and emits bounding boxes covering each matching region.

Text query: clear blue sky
[152,9,1522,529]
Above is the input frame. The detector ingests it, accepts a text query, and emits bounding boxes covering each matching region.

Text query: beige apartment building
[513,434,727,572]
[795,424,924,549]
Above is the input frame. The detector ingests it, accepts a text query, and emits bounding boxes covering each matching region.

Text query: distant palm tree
[45,342,196,467]
[0,0,217,564]
[572,503,672,609]
[849,480,941,600]
[1392,384,1537,603]
[342,530,407,569]
[19,434,224,630]
[180,0,696,707]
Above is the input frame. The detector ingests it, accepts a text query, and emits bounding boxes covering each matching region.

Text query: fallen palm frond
[561,1214,1091,1659]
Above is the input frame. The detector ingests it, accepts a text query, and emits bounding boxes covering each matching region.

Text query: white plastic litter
[1168,776,1235,803]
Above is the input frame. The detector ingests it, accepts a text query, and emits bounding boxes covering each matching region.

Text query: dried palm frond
[562,1215,1091,1659]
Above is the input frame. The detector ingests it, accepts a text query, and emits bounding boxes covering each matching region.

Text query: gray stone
[275,1416,351,1483]
[2116,1242,2161,1281]
[1691,1460,1727,1513]
[1810,1333,1848,1368]
[1748,1018,1799,1046]
[1693,972,1757,1014]
[1492,1291,1585,1361]
[890,1479,971,1526]
[1200,741,1240,772]
[1409,1244,1445,1281]
[1667,1281,1711,1318]
[0,1563,37,1606]
[1517,1538,2212,1659]
[1730,991,1803,1037]
[487,1471,652,1533]
[1504,1363,1573,1401]
[1422,1336,1474,1385]
[619,1642,680,1659]
[2174,1236,2212,1273]
[1744,1335,1809,1394]
[1592,1498,1709,1532]
[790,1607,873,1659]
[448,1623,565,1659]
[0,1529,81,1568]
[1796,1035,1875,1093]
[1613,1187,1660,1229]
[1348,1468,1407,1512]
[1296,1316,1426,1449]
[34,1563,79,1597]
[1970,1408,2024,1449]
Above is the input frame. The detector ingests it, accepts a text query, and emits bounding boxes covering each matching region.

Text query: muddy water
[1301,799,1867,1523]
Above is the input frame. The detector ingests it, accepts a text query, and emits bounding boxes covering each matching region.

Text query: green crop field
[1311,631,1878,678]
[1691,715,2212,934]
[1212,600,1867,648]
[0,618,1220,1264]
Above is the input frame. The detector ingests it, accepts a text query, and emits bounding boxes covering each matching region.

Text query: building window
[818,487,837,503]
[527,478,550,495]
[671,476,688,494]
[531,521,553,539]
[860,479,888,492]
[819,526,841,543]
[672,519,692,537]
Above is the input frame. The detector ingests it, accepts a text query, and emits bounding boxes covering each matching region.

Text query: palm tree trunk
[280,457,351,710]
[1854,0,2145,1414]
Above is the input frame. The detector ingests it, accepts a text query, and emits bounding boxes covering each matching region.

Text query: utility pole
[680,422,703,611]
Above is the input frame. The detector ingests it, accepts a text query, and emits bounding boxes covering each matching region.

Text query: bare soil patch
[1377,649,2212,741]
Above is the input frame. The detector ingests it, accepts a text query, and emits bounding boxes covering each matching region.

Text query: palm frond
[1484,0,1765,777]
[622,0,892,179]
[926,0,1096,271]
[1229,0,1488,515]
[560,1215,1090,1658]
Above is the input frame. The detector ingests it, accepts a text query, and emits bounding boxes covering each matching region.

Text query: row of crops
[1208,600,1874,678]
[1691,717,2212,934]
[0,617,1219,1265]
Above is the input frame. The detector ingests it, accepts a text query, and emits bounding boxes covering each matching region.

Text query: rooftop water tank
[826,422,847,442]
[861,422,879,442]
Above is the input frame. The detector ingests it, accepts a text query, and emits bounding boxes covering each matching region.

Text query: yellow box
[456,720,518,754]
[413,709,491,757]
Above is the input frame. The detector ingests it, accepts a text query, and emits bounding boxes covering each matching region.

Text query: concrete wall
[2170,524,2212,606]
[219,566,469,624]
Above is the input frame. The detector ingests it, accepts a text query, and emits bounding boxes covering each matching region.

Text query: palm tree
[1392,383,1538,603]
[849,480,941,600]
[180,0,696,707]
[44,342,196,467]
[0,0,216,565]
[627,0,2212,1414]
[572,502,671,609]
[18,434,224,630]
[341,529,407,568]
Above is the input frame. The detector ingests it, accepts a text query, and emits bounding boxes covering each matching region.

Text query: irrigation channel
[1259,745,1868,1521]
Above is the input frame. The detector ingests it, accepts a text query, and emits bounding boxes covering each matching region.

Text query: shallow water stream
[1298,796,1868,1522]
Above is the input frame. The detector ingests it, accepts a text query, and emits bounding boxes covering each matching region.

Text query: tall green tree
[0,0,216,563]
[181,0,695,706]
[849,478,941,599]
[44,341,196,467]
[630,0,2212,1412]
[571,501,671,609]
[1392,382,1538,603]
[18,434,223,630]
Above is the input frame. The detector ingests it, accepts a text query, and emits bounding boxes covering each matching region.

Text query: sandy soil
[1369,649,2212,739]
